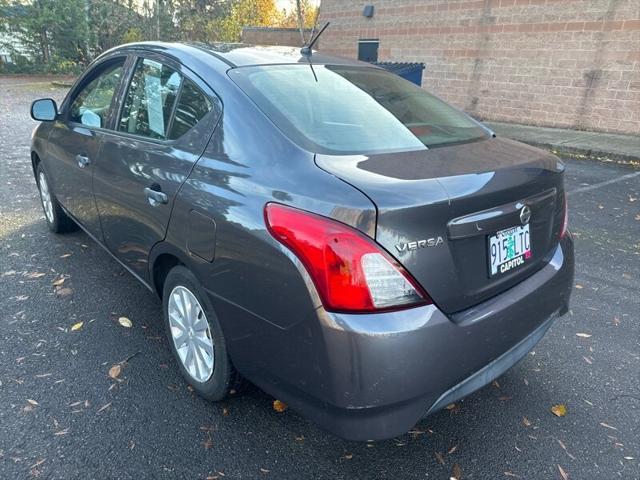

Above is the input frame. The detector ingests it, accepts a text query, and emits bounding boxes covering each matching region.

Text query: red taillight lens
[264,203,430,313]
[560,192,568,239]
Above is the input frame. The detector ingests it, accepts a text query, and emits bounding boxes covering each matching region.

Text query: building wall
[318,0,640,135]
[241,27,319,47]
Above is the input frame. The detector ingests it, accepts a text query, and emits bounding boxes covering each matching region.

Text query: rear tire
[162,265,239,401]
[36,164,76,233]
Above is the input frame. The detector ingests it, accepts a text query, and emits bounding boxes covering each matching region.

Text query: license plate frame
[488,224,531,277]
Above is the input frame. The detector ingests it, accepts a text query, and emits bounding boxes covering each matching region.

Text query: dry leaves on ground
[575,333,592,338]
[108,364,122,380]
[25,272,46,279]
[450,463,462,480]
[56,287,73,297]
[272,399,288,412]
[558,465,569,480]
[551,404,567,417]
[70,321,83,332]
[118,316,133,328]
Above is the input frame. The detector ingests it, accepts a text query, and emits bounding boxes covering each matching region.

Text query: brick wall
[318,0,640,135]
[241,27,318,47]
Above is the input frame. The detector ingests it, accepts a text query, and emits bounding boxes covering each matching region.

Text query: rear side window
[168,79,213,139]
[69,59,125,128]
[119,58,181,140]
[229,65,489,155]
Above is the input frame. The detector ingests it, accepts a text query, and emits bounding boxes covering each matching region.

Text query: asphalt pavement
[1,78,639,479]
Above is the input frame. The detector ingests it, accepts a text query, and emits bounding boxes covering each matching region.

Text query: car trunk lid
[315,137,566,314]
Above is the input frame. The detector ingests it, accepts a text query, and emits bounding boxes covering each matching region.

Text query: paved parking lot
[1,78,638,479]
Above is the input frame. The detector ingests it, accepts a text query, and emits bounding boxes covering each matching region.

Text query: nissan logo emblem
[520,206,532,225]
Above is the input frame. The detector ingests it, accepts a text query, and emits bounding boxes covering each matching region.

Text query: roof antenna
[301,22,330,57]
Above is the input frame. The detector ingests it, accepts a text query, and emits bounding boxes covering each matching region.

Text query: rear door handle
[144,186,168,206]
[76,154,90,168]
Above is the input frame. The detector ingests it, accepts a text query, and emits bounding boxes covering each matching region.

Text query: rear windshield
[229,64,489,155]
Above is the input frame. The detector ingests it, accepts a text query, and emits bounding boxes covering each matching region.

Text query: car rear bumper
[252,235,574,441]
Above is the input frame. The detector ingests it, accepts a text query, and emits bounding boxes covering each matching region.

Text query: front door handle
[144,186,168,206]
[76,154,91,168]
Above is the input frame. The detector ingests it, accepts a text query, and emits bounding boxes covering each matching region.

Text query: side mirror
[31,98,58,121]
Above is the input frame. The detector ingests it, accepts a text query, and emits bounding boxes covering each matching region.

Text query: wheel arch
[149,242,193,299]
[31,150,41,178]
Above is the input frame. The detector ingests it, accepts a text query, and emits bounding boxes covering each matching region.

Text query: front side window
[119,58,182,140]
[229,65,489,155]
[69,59,125,128]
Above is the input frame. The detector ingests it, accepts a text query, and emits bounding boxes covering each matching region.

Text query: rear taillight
[264,203,430,313]
[560,192,568,239]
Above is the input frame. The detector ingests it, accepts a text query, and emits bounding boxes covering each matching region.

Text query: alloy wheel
[38,172,54,224]
[167,285,215,383]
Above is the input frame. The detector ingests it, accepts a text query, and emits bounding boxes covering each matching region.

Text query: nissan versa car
[29,42,574,441]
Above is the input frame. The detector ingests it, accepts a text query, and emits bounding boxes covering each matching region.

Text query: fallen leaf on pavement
[260,468,270,473]
[26,399,39,406]
[203,435,213,449]
[551,404,567,417]
[70,322,84,332]
[435,451,445,465]
[599,422,617,430]
[118,316,133,328]
[108,364,122,379]
[574,284,583,289]
[30,459,46,469]
[60,253,72,258]
[575,333,591,338]
[451,463,462,480]
[558,465,569,480]
[448,444,458,455]
[52,277,66,287]
[273,399,288,412]
[522,417,531,427]
[97,402,112,413]
[26,272,46,279]
[557,439,576,460]
[56,287,73,297]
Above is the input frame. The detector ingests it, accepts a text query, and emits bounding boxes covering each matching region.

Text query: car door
[45,57,127,238]
[93,54,221,281]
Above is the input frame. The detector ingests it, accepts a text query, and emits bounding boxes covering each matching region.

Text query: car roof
[110,41,370,69]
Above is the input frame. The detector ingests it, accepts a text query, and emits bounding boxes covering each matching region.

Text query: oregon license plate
[488,224,531,277]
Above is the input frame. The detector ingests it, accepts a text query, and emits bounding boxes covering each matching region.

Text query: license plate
[488,224,531,277]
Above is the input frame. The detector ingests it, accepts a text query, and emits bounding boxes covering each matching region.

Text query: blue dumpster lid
[373,62,425,75]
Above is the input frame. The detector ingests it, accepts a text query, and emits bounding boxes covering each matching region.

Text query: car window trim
[165,77,184,139]
[62,55,130,132]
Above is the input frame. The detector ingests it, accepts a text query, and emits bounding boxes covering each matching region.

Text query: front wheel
[162,265,238,401]
[36,164,76,233]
